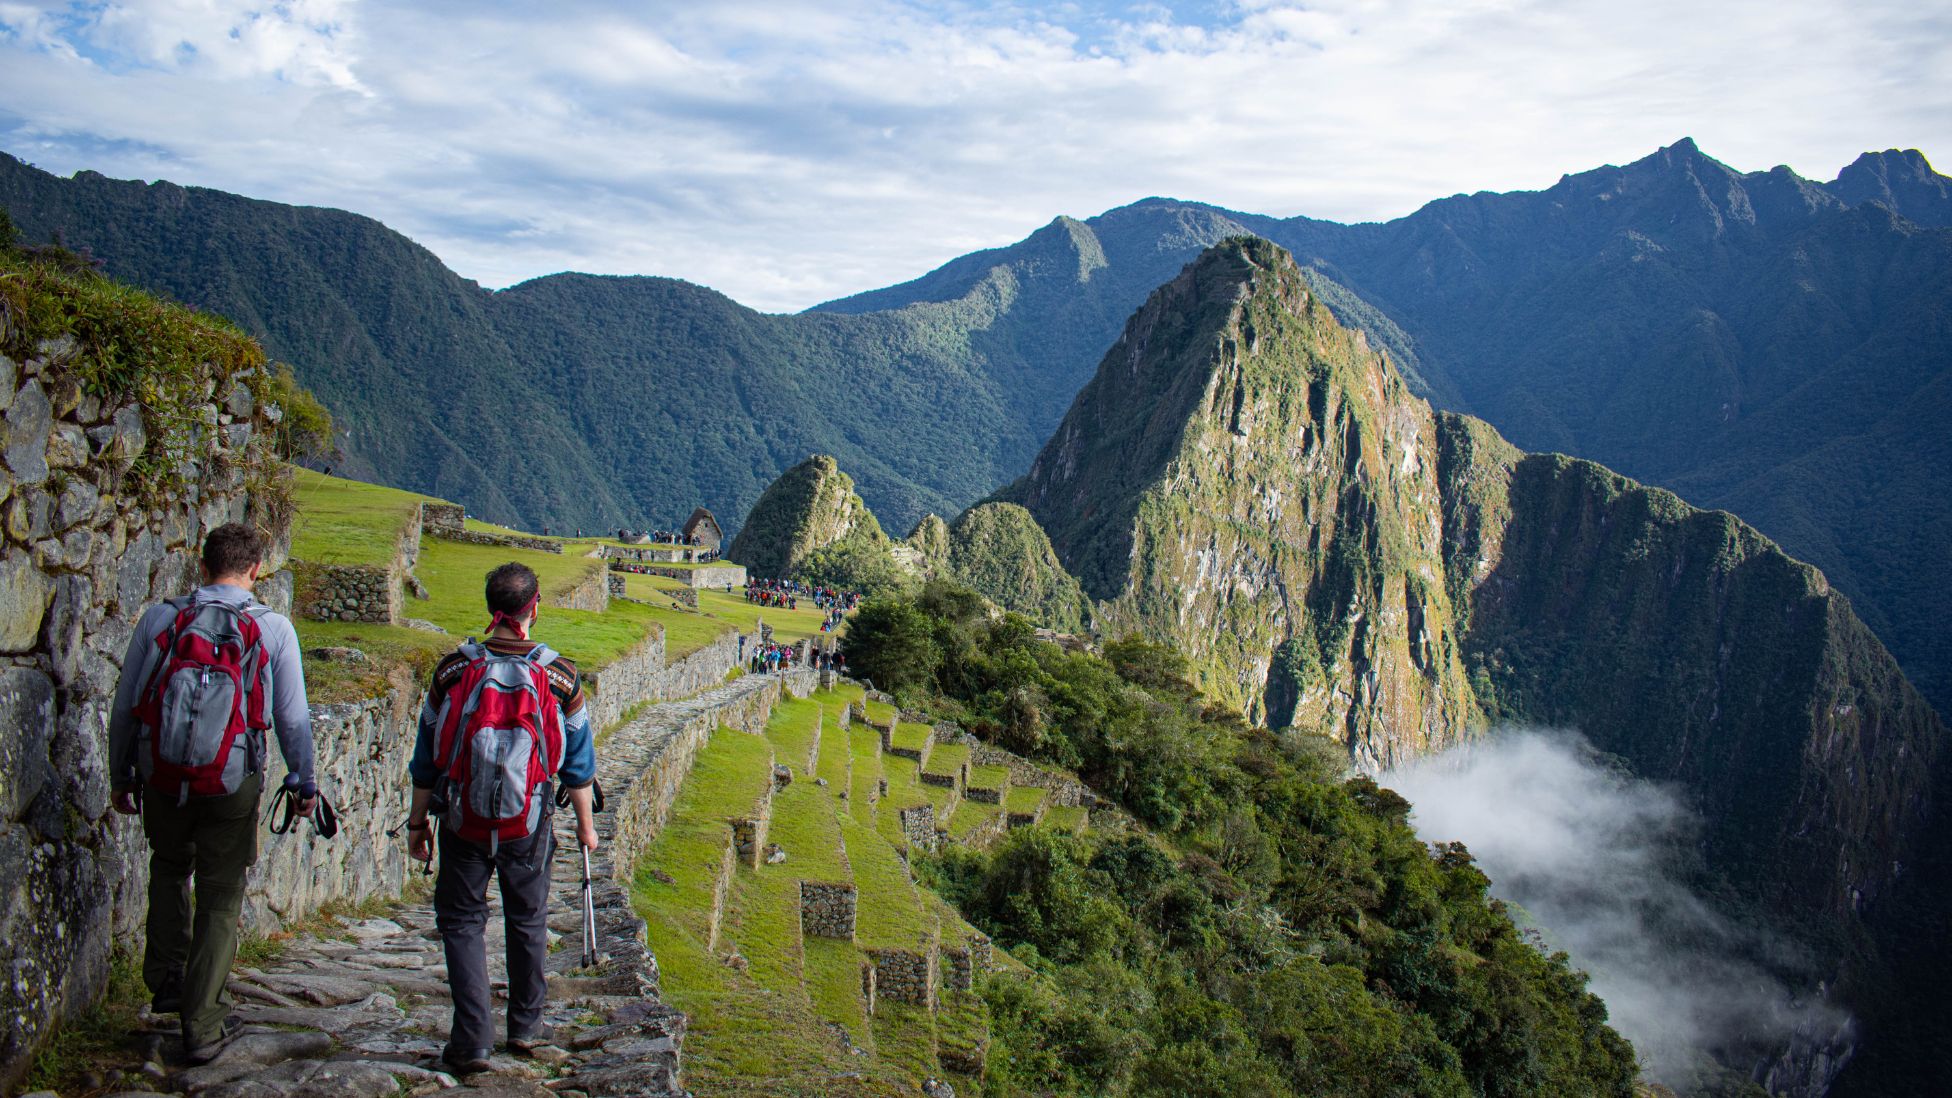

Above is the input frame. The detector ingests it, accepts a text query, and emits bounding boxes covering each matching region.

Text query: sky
[1,1,1946,312]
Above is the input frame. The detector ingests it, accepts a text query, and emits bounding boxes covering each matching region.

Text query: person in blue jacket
[403,562,598,1075]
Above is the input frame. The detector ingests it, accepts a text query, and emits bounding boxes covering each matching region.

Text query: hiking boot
[183,1015,244,1065]
[151,971,184,1015]
[441,1045,494,1075]
[507,1025,556,1057]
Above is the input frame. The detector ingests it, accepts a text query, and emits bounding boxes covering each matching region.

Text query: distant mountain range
[2,140,1945,719]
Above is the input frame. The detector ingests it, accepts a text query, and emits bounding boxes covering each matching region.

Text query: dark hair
[485,562,540,615]
[202,523,263,579]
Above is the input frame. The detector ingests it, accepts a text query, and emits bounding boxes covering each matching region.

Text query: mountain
[0,154,1045,540]
[822,142,1952,719]
[8,143,1944,717]
[1002,236,1950,1097]
[911,502,1094,633]
[723,453,888,580]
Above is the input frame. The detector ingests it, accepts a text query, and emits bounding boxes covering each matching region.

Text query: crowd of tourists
[741,638,848,676]
[743,578,862,614]
[747,640,802,673]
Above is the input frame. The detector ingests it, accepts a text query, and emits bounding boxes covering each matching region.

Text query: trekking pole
[580,846,599,970]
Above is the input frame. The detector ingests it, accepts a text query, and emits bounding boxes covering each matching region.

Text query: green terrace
[627,684,1088,1094]
[284,468,797,705]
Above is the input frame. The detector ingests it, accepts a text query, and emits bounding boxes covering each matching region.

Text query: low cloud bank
[1385,729,1849,1091]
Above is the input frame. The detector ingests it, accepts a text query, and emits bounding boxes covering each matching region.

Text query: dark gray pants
[434,825,554,1052]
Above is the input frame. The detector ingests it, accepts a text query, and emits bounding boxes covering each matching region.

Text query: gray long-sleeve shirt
[106,583,316,789]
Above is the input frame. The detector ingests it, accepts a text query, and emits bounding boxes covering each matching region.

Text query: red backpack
[432,642,566,852]
[134,595,271,802]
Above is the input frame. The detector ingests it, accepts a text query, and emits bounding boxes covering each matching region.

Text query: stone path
[82,671,814,1098]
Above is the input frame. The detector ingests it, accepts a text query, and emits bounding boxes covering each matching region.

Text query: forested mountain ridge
[997,236,1949,1098]
[5,141,1947,718]
[823,141,1952,718]
[0,153,1043,538]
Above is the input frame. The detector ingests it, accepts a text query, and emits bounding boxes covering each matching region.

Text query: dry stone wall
[898,804,938,851]
[419,502,464,533]
[246,681,417,931]
[641,564,747,590]
[583,627,749,734]
[429,527,564,554]
[867,948,936,1010]
[971,741,1096,807]
[0,335,290,1085]
[553,564,610,612]
[940,932,993,993]
[293,497,419,626]
[597,544,687,564]
[297,563,397,623]
[799,881,857,940]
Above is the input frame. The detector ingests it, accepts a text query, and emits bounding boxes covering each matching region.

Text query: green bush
[857,581,1640,1097]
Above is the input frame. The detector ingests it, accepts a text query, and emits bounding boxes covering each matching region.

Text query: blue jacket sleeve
[557,705,597,789]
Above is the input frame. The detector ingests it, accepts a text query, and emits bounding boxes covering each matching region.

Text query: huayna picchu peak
[1001,235,1950,1097]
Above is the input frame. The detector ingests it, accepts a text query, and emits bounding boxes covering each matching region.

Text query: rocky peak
[1828,148,1952,226]
[725,454,887,578]
[1002,235,1477,748]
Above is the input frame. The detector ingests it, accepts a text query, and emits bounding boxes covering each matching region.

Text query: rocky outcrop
[725,454,887,578]
[939,502,1091,632]
[1000,236,1477,749]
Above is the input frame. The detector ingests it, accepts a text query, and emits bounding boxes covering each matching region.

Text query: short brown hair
[485,562,540,615]
[202,523,263,579]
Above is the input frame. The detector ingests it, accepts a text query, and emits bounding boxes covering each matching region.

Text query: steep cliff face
[1005,236,1950,1092]
[724,454,887,578]
[999,237,1478,755]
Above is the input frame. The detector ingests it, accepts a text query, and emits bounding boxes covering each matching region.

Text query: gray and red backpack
[430,642,566,852]
[134,595,272,802]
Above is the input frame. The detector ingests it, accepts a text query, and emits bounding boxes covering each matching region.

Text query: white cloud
[0,0,1946,311]
[1387,730,1855,1091]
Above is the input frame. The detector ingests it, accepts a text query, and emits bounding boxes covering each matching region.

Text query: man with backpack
[404,562,598,1075]
[107,522,317,1064]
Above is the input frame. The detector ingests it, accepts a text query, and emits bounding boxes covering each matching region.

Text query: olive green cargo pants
[141,772,262,1047]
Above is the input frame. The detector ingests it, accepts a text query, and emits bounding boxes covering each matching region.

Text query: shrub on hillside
[873,581,1641,1097]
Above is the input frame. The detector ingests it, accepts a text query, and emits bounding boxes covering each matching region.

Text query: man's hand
[295,795,317,817]
[111,785,142,815]
[407,823,434,865]
[568,783,599,851]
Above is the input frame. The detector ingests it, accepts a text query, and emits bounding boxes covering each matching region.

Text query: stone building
[683,506,722,551]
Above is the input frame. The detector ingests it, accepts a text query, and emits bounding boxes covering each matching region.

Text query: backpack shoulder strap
[526,644,559,667]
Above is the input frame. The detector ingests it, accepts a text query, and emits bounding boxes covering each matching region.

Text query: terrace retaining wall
[799,881,857,940]
[867,948,936,1010]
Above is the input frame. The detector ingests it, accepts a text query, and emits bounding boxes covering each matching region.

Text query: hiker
[404,562,600,1075]
[107,522,317,1064]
